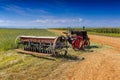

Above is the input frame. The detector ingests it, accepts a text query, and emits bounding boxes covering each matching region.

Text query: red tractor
[63,28,90,50]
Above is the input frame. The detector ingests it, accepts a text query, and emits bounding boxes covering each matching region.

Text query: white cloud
[0,18,84,28]
[32,18,83,23]
[0,20,5,23]
[34,19,50,23]
[78,18,83,22]
[0,20,11,23]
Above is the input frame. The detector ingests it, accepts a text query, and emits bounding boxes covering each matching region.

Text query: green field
[50,28,120,37]
[87,28,120,37]
[0,29,56,51]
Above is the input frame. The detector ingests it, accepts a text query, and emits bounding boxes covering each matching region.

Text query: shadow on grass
[18,51,82,61]
[74,45,100,53]
[52,54,84,61]
[85,45,99,49]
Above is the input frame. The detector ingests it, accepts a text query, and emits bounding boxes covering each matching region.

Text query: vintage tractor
[63,28,90,50]
[15,28,90,56]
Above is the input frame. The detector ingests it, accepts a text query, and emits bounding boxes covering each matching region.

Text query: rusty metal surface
[20,36,56,43]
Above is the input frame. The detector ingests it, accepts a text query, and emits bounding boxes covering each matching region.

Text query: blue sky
[0,0,120,28]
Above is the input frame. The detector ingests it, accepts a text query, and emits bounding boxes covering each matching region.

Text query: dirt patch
[89,35,120,51]
[66,48,120,80]
[43,47,120,80]
[48,29,65,36]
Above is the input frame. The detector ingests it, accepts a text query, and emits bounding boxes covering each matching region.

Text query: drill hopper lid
[20,35,56,39]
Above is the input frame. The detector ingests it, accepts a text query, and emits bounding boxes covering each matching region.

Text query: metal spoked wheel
[15,35,24,49]
[52,35,68,56]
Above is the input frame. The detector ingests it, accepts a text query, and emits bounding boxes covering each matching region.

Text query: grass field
[0,29,56,51]
[0,28,102,80]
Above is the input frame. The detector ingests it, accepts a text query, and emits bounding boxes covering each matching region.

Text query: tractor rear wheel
[84,39,90,47]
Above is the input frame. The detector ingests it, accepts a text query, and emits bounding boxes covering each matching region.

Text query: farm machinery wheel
[15,35,23,49]
[53,35,68,56]
[84,38,90,47]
